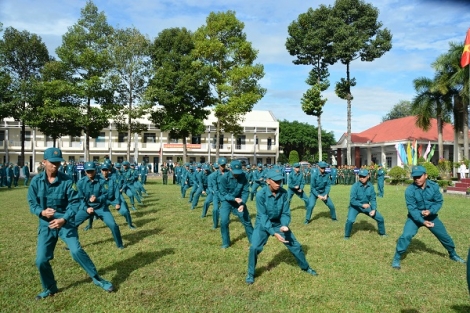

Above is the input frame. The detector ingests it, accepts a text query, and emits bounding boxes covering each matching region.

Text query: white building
[0,110,279,173]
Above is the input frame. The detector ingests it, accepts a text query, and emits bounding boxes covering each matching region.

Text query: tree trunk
[127,102,132,162]
[346,62,352,166]
[464,101,469,159]
[317,115,322,161]
[85,98,91,161]
[215,119,220,160]
[20,117,25,167]
[182,136,187,163]
[437,115,444,159]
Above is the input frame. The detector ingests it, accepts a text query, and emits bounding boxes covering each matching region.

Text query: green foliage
[279,119,335,160]
[54,1,115,158]
[382,100,415,122]
[108,26,152,159]
[277,153,288,164]
[301,85,326,117]
[288,150,300,164]
[436,180,452,188]
[147,27,213,162]
[193,10,266,157]
[421,161,439,180]
[388,166,407,184]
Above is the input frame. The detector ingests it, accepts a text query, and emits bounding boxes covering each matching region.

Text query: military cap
[44,147,64,162]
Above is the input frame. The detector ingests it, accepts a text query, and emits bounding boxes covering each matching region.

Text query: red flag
[461,28,470,68]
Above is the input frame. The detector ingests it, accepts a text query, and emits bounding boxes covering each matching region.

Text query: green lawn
[0,179,469,313]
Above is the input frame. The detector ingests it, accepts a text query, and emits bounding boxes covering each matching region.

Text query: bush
[436,180,452,188]
[288,150,299,164]
[388,166,407,183]
[420,162,439,180]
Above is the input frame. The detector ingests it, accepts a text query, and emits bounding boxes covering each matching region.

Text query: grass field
[0,178,469,313]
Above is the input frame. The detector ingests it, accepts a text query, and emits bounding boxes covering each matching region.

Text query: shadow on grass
[133,217,158,228]
[255,245,311,277]
[403,238,447,260]
[86,228,163,248]
[400,309,419,313]
[451,305,470,313]
[350,220,378,236]
[64,249,175,291]
[311,211,332,221]
[290,205,306,212]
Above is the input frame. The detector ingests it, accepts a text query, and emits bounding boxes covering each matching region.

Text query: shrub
[420,162,439,180]
[288,150,299,164]
[388,166,407,182]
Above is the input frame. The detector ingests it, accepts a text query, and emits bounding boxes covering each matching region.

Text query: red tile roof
[349,116,457,143]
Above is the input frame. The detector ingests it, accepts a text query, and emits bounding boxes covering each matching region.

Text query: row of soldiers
[0,162,31,187]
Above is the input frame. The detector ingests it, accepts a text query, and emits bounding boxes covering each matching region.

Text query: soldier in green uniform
[245,168,318,285]
[305,161,337,224]
[74,162,124,249]
[23,162,31,186]
[28,148,113,300]
[344,169,386,239]
[392,165,466,269]
[161,162,169,185]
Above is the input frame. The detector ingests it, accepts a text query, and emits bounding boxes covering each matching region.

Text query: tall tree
[147,27,213,163]
[55,0,115,161]
[27,60,83,147]
[412,76,453,159]
[0,26,50,165]
[193,10,266,158]
[109,27,152,161]
[329,0,392,165]
[286,5,333,161]
[432,42,469,160]
[381,100,414,122]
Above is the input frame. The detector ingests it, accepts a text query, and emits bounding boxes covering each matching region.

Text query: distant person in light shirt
[458,161,467,179]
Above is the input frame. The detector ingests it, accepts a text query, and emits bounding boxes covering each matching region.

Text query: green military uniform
[345,169,386,239]
[392,165,465,269]
[246,168,317,284]
[161,164,169,184]
[28,148,113,300]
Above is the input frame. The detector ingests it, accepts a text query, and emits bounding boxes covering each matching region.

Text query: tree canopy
[381,100,414,122]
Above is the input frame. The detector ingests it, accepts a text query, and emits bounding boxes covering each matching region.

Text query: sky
[1,0,470,141]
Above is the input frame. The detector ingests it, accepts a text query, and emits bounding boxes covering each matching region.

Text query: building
[0,110,279,172]
[330,116,469,168]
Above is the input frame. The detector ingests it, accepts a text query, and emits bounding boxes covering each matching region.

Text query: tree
[329,0,392,165]
[278,119,336,160]
[381,100,414,122]
[193,10,266,158]
[147,27,213,163]
[286,5,333,162]
[109,27,152,161]
[0,26,50,165]
[412,76,453,159]
[300,84,327,160]
[432,42,469,160]
[27,60,83,147]
[55,0,115,161]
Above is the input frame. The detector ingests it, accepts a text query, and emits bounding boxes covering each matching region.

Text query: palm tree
[432,42,469,160]
[412,76,453,159]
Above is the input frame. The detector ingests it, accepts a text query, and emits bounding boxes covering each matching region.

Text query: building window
[0,130,4,143]
[266,157,272,165]
[144,133,156,143]
[191,135,201,144]
[212,135,223,149]
[236,135,245,150]
[70,136,81,147]
[94,132,106,147]
[189,157,196,163]
[118,132,127,143]
[117,156,124,163]
[169,134,179,143]
[267,137,272,150]
[93,156,100,162]
[200,156,205,163]
[386,157,392,169]
[257,158,262,165]
[69,156,75,162]
[255,137,258,145]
